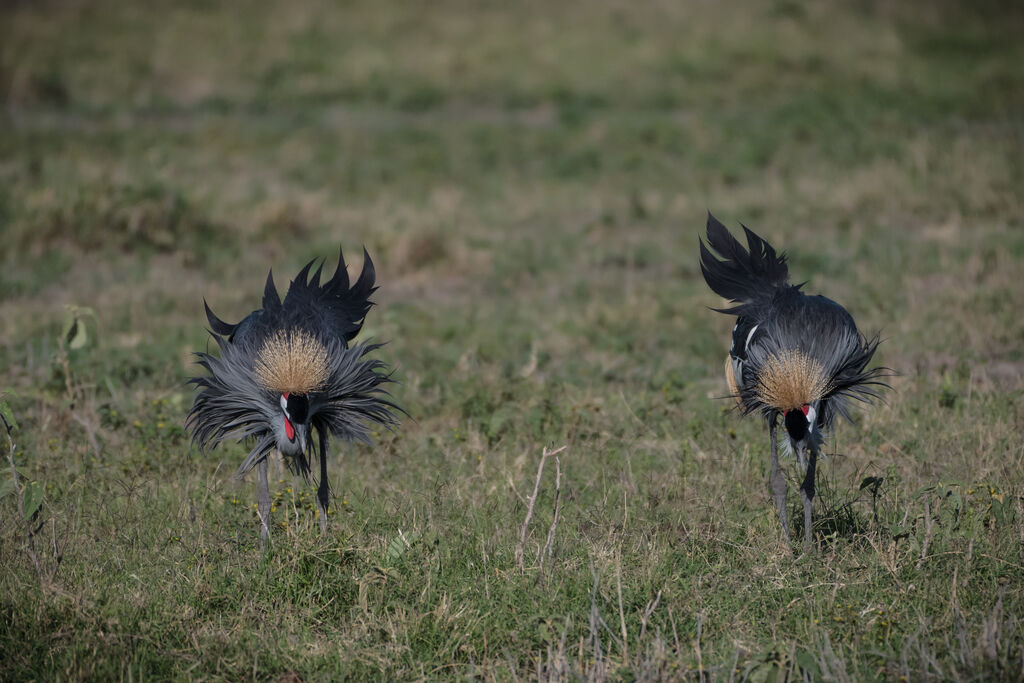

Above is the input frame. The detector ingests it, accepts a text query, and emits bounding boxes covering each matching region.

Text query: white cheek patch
[806,404,817,431]
[279,394,289,415]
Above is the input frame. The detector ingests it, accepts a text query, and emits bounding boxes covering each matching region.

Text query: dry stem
[917,498,934,570]
[515,444,566,572]
[616,550,629,663]
[539,455,562,569]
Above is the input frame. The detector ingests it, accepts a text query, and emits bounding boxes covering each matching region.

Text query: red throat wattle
[281,392,295,440]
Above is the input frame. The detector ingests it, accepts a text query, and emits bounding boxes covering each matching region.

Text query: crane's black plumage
[700,213,889,551]
[187,247,399,547]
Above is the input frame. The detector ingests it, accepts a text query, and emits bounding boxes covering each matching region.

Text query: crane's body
[187,248,398,548]
[700,214,888,551]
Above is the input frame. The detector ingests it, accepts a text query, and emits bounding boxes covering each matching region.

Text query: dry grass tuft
[253,329,329,394]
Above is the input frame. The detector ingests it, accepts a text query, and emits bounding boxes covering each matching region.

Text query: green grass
[2,0,1023,679]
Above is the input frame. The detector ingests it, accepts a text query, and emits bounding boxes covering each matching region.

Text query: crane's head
[276,392,310,456]
[783,401,819,468]
[752,348,831,467]
[782,402,816,441]
[254,328,329,458]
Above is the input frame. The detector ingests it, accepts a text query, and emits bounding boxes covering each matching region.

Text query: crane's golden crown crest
[753,349,833,411]
[254,329,330,394]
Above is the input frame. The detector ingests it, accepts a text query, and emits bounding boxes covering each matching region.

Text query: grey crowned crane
[699,214,889,552]
[186,247,400,548]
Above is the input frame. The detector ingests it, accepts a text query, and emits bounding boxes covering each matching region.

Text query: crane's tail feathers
[699,212,790,312]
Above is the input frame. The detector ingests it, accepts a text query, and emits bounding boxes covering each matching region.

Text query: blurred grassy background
[1,0,1022,679]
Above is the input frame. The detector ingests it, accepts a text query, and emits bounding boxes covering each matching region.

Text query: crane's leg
[769,419,790,544]
[799,444,818,554]
[258,457,271,551]
[316,428,330,534]
[273,449,285,478]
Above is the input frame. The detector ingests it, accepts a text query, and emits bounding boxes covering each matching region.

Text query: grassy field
[2,0,1023,679]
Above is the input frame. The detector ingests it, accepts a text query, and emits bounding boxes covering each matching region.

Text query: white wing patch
[744,324,759,353]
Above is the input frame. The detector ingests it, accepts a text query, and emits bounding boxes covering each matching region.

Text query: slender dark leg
[769,419,790,544]
[316,428,330,534]
[799,444,818,554]
[258,457,271,551]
